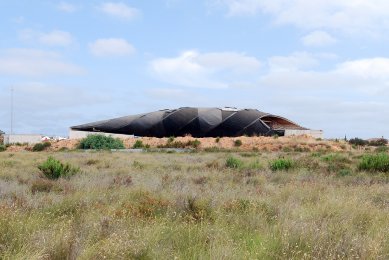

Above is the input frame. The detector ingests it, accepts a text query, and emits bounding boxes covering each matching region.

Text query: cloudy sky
[1,0,389,138]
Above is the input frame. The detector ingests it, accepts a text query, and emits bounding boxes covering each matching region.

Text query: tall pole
[10,87,13,135]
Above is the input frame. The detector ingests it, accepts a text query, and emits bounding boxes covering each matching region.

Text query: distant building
[3,134,42,145]
[70,107,323,139]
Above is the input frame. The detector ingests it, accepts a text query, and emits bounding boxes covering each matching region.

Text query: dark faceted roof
[71,107,305,137]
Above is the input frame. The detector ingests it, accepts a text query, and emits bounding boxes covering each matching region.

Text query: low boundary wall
[3,134,42,145]
[284,129,323,139]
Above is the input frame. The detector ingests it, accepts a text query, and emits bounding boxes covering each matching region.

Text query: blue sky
[1,0,389,138]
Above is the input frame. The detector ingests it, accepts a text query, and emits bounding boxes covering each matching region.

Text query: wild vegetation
[1,148,389,258]
[78,135,125,150]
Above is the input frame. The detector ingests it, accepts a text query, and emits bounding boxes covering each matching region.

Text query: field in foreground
[1,150,389,259]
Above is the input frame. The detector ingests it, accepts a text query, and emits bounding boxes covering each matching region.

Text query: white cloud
[302,31,337,47]
[58,2,77,13]
[98,2,141,20]
[268,52,319,72]
[0,83,111,135]
[260,54,389,97]
[0,48,84,77]
[89,38,135,57]
[150,50,261,88]
[213,0,389,34]
[336,58,389,79]
[19,29,74,47]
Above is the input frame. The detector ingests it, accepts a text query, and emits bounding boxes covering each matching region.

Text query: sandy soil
[4,135,350,152]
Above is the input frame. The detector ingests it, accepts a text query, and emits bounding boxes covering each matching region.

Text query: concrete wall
[284,129,323,139]
[3,134,42,145]
[69,129,134,140]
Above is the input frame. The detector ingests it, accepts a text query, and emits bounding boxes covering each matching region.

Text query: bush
[187,139,201,148]
[369,138,388,147]
[0,145,6,152]
[226,156,243,169]
[32,142,51,152]
[78,135,125,150]
[269,158,294,171]
[349,138,368,146]
[132,140,144,149]
[38,156,80,179]
[234,139,242,147]
[358,153,389,173]
[376,146,389,153]
[31,179,54,193]
[159,139,200,149]
[215,137,220,143]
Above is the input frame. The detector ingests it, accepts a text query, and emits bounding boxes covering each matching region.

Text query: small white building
[3,134,43,145]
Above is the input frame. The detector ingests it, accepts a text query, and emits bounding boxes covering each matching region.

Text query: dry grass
[1,150,389,259]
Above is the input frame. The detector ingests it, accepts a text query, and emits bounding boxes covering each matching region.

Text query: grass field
[1,149,389,259]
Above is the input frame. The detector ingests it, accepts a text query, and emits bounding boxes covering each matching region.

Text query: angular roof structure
[71,107,306,138]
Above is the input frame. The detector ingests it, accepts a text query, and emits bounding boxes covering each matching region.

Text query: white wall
[4,134,42,145]
[284,129,323,139]
[69,129,134,140]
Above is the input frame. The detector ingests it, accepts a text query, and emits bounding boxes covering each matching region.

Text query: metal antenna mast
[11,86,14,135]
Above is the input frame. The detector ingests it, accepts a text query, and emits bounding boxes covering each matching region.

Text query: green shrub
[349,138,368,146]
[187,139,201,148]
[159,139,200,149]
[234,139,242,147]
[358,153,389,173]
[269,158,294,171]
[38,156,80,179]
[337,168,352,177]
[132,140,144,149]
[0,145,6,152]
[215,137,220,143]
[369,138,388,147]
[32,142,51,152]
[226,156,243,169]
[376,146,389,153]
[78,135,125,150]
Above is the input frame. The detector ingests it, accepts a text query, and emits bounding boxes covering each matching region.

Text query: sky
[1,0,389,138]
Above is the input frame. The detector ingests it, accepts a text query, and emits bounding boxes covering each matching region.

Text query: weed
[31,178,54,193]
[32,142,51,152]
[132,160,145,169]
[132,140,145,149]
[78,135,125,150]
[206,160,220,169]
[282,147,292,152]
[85,159,99,165]
[38,156,80,179]
[193,176,208,185]
[226,156,243,169]
[0,145,6,152]
[234,139,242,147]
[269,158,294,171]
[248,160,263,170]
[111,175,133,187]
[182,196,214,222]
[358,153,389,173]
[375,146,389,153]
